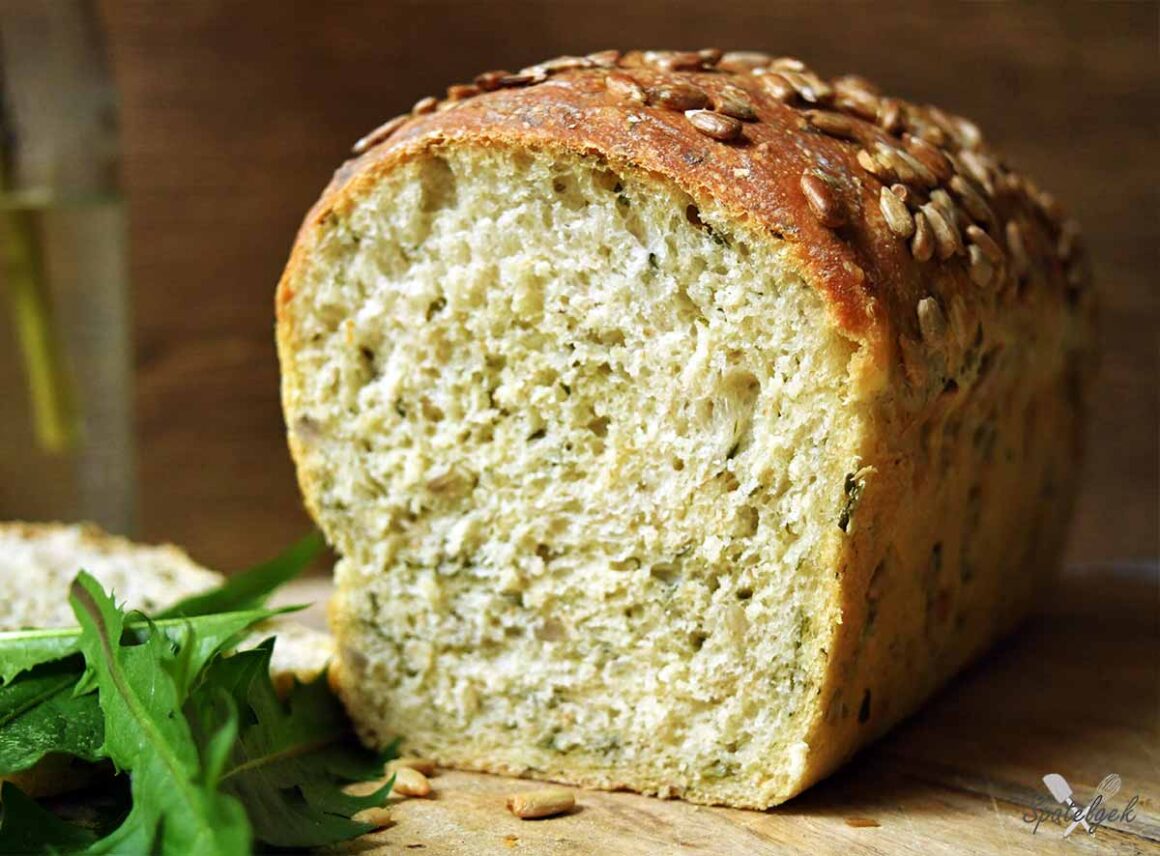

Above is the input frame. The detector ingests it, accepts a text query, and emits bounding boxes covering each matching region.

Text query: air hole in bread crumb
[671,457,685,471]
[587,416,610,437]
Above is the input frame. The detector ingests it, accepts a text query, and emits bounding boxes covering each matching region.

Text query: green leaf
[158,530,326,619]
[0,780,97,853]
[0,658,102,775]
[69,572,252,856]
[189,641,393,848]
[0,606,285,686]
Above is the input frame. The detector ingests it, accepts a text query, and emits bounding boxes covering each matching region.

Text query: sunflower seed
[755,71,795,101]
[928,188,960,228]
[647,82,710,111]
[857,148,893,181]
[917,296,947,343]
[474,69,511,91]
[804,110,861,140]
[966,225,1004,264]
[686,109,743,141]
[497,72,540,88]
[606,72,646,104]
[801,170,846,228]
[955,150,995,194]
[392,766,432,798]
[351,114,408,155]
[1006,220,1031,277]
[586,49,622,68]
[770,57,807,72]
[968,244,994,287]
[782,70,833,103]
[713,85,757,120]
[921,201,963,259]
[891,145,939,188]
[698,47,724,66]
[413,96,438,115]
[879,186,915,237]
[949,175,994,224]
[911,210,935,261]
[951,115,983,149]
[890,183,919,209]
[506,787,575,820]
[832,76,880,119]
[446,83,480,101]
[388,757,438,777]
[903,135,953,184]
[644,50,704,72]
[719,51,772,72]
[538,55,592,74]
[1057,218,1082,261]
[877,97,904,134]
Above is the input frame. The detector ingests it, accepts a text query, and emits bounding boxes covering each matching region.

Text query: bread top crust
[281,49,1090,370]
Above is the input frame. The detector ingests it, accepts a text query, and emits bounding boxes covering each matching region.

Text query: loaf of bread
[276,49,1095,808]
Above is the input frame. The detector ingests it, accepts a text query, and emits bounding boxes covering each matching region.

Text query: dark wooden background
[101,0,1157,570]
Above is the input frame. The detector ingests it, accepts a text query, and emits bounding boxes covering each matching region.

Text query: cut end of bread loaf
[283,145,860,806]
[278,51,1093,808]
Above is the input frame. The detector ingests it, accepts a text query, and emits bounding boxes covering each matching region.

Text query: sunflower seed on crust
[446,83,480,101]
[879,186,915,237]
[351,114,408,155]
[968,244,995,287]
[755,71,795,101]
[412,96,438,115]
[949,175,994,225]
[586,49,622,68]
[686,109,743,141]
[804,110,861,141]
[647,82,710,111]
[857,148,893,181]
[921,201,963,259]
[800,170,846,228]
[1006,220,1031,277]
[474,70,511,91]
[911,210,935,261]
[917,296,947,342]
[713,85,757,121]
[719,51,773,72]
[966,224,1004,264]
[606,72,646,104]
[903,135,954,184]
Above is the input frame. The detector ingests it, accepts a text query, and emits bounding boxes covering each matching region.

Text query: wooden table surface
[284,564,1159,855]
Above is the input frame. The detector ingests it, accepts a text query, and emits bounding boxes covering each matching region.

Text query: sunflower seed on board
[917,296,947,343]
[412,96,438,115]
[804,110,861,141]
[606,72,646,104]
[713,85,757,121]
[351,114,408,155]
[911,210,935,261]
[686,109,743,141]
[506,787,575,820]
[879,186,915,237]
[392,766,432,798]
[921,202,963,259]
[800,170,846,228]
[647,82,710,111]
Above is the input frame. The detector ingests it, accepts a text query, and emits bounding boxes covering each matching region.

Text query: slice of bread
[277,51,1095,807]
[0,522,335,795]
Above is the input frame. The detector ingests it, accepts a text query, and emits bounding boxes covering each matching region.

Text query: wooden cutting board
[287,565,1158,855]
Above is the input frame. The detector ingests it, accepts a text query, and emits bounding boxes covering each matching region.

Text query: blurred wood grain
[102,0,1157,570]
